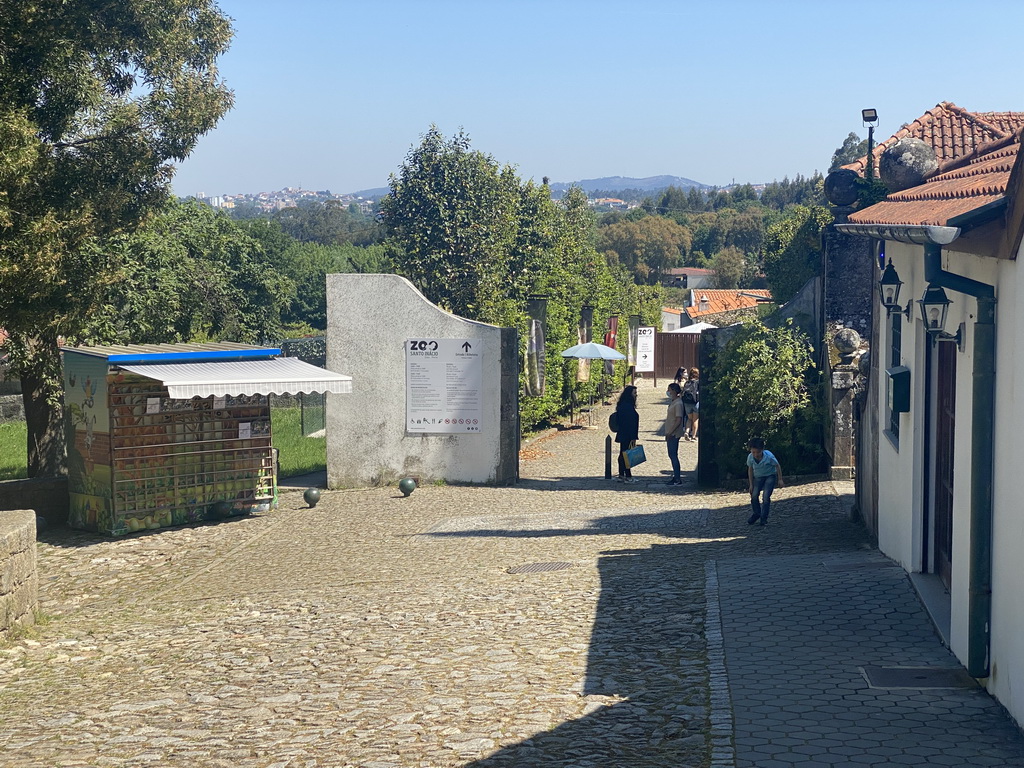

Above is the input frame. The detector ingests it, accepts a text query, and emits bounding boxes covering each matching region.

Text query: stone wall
[0,394,25,423]
[0,510,38,637]
[0,477,68,529]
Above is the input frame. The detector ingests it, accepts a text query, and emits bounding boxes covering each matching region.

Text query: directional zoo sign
[405,338,483,433]
[635,326,655,373]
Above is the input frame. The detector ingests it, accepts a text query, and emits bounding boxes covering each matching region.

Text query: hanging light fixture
[917,283,963,349]
[878,259,912,318]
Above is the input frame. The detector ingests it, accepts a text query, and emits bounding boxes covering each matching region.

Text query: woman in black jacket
[614,385,640,482]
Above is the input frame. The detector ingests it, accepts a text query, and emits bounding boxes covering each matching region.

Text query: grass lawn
[271,406,326,479]
[0,421,28,481]
[0,408,324,482]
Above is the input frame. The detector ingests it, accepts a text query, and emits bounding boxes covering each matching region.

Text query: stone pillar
[828,329,864,481]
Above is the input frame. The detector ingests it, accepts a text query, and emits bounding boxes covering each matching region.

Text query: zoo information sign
[406,338,483,433]
[635,326,655,373]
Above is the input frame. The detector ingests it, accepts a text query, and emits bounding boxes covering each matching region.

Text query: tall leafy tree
[0,0,234,476]
[90,200,294,345]
[380,127,521,320]
[830,132,868,171]
[710,246,747,289]
[597,215,691,285]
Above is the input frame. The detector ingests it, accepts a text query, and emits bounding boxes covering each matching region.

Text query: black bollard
[605,435,612,479]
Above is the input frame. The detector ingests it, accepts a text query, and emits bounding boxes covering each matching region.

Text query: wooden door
[655,333,700,379]
[934,341,956,589]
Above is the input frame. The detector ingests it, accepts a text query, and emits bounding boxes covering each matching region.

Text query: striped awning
[119,358,353,399]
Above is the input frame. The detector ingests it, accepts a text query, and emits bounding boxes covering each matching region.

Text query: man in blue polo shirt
[746,437,784,526]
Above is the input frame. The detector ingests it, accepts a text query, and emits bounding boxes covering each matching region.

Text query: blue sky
[172,0,1024,197]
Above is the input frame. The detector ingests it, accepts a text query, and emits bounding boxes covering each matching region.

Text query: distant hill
[352,187,390,199]
[548,175,709,195]
[352,176,709,199]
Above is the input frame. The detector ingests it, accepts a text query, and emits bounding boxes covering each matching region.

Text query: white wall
[874,239,1024,725]
[874,242,923,571]
[324,274,518,488]
[988,245,1024,723]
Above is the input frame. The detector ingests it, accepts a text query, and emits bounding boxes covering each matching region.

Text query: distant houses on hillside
[193,187,380,215]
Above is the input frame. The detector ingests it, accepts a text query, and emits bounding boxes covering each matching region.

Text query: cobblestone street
[0,379,981,767]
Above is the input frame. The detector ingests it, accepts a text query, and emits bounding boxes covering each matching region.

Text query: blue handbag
[623,444,646,468]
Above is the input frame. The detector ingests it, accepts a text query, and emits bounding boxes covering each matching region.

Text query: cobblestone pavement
[719,552,1024,767]
[1,378,1013,767]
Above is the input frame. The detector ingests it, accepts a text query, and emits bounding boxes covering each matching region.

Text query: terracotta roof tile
[842,102,1024,176]
[685,289,772,319]
[665,267,716,276]
[847,132,1020,227]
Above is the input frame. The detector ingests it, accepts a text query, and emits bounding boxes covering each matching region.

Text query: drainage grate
[861,666,976,689]
[507,562,574,575]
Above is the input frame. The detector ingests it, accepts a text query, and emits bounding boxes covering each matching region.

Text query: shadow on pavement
[463,542,709,767]
[422,495,846,541]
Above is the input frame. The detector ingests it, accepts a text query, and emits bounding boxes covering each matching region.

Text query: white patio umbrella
[561,342,625,426]
[560,341,626,360]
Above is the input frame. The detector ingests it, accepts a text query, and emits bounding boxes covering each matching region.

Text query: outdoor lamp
[917,283,963,349]
[861,108,879,125]
[878,259,911,318]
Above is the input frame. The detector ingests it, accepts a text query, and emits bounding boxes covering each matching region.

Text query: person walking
[746,437,784,526]
[681,368,700,441]
[663,382,686,486]
[614,385,640,483]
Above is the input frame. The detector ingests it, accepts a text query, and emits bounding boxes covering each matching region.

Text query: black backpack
[608,412,620,432]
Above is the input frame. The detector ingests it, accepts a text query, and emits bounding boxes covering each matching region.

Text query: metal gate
[654,333,701,379]
[279,337,327,437]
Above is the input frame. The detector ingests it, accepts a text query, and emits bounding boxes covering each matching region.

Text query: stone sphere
[824,169,860,206]
[303,487,322,508]
[209,500,233,520]
[833,328,862,355]
[398,478,417,497]
[880,138,938,192]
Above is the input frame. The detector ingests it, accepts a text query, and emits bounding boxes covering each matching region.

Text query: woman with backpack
[612,385,640,482]
[680,367,700,441]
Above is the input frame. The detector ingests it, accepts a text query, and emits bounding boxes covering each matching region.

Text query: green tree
[710,246,746,289]
[380,127,521,320]
[273,200,380,247]
[830,132,868,171]
[711,320,824,475]
[597,215,691,284]
[381,128,661,431]
[0,0,234,476]
[88,200,294,346]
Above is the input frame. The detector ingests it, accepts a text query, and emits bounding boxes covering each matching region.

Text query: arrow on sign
[462,342,473,352]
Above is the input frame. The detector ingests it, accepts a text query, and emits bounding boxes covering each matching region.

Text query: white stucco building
[837,126,1024,724]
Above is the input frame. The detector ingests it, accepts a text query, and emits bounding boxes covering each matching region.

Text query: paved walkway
[2,379,1023,767]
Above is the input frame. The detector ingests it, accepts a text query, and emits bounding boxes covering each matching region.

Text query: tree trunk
[20,351,67,479]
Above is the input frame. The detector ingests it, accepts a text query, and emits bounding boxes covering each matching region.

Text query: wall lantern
[878,259,912,318]
[917,283,964,349]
